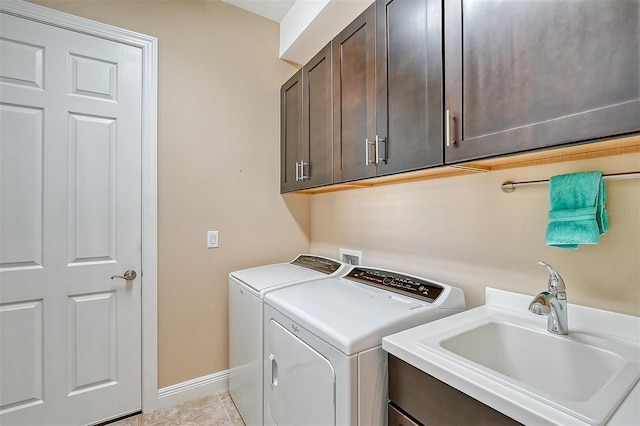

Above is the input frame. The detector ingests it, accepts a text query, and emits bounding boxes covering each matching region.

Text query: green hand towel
[546,171,609,249]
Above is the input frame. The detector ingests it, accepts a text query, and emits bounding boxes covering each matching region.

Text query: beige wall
[311,152,640,316]
[27,0,308,388]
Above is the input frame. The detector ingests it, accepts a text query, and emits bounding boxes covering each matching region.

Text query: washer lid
[265,276,463,356]
[229,255,343,294]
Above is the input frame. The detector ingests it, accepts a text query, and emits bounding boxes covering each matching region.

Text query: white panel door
[0,11,142,426]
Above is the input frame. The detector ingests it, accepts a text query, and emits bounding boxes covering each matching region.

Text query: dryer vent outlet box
[340,249,362,265]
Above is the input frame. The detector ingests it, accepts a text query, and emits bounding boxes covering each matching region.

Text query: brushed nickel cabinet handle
[376,135,387,163]
[365,138,377,165]
[365,138,370,165]
[300,161,310,180]
[446,109,456,147]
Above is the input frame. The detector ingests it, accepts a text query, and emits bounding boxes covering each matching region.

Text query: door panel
[68,291,118,394]
[0,37,44,89]
[266,319,335,426]
[0,300,44,411]
[68,113,117,263]
[69,53,117,100]
[0,104,43,268]
[0,12,142,426]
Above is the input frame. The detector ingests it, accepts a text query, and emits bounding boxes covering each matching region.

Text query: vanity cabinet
[280,43,334,193]
[388,354,520,426]
[444,0,640,164]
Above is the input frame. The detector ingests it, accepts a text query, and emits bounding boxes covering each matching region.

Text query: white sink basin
[417,311,640,425]
[440,321,630,402]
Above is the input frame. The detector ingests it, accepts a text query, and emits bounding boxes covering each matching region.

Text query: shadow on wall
[282,193,312,242]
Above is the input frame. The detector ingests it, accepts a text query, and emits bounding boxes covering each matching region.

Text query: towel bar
[501,171,640,193]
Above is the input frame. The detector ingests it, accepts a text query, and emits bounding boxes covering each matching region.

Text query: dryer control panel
[346,267,444,303]
[291,255,343,275]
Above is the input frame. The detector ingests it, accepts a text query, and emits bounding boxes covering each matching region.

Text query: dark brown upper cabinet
[333,0,443,183]
[281,43,334,193]
[284,0,639,192]
[304,43,334,189]
[376,0,444,176]
[444,0,640,164]
[332,4,377,183]
[281,70,303,192]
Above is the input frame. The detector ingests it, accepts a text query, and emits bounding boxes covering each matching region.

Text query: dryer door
[266,319,335,425]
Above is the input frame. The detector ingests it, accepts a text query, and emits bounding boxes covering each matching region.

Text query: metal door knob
[111,270,137,281]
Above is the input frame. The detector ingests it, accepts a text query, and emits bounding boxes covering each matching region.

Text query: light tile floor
[110,391,245,426]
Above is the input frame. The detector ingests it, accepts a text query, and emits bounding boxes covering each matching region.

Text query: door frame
[0,0,160,413]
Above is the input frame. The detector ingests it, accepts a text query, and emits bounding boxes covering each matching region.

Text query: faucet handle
[538,260,566,294]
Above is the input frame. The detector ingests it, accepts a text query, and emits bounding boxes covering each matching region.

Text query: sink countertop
[382,288,640,426]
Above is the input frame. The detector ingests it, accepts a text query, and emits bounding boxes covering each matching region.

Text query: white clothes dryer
[263,266,466,426]
[228,255,348,426]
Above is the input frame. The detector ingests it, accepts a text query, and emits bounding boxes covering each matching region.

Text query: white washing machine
[228,255,348,426]
[263,266,466,426]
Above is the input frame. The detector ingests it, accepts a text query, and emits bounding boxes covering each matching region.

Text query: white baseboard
[156,369,230,410]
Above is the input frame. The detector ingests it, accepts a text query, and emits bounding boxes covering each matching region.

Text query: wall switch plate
[207,231,219,248]
[340,248,362,265]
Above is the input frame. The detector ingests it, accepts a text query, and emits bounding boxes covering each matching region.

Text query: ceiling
[221,0,373,64]
[221,0,296,23]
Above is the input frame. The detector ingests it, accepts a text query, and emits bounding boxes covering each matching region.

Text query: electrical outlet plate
[340,248,362,265]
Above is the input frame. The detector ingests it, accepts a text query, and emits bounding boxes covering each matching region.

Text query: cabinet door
[280,70,303,193]
[333,3,377,183]
[303,42,333,188]
[388,355,519,425]
[445,0,640,163]
[376,0,443,176]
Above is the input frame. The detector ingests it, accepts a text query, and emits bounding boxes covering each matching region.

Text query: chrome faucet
[528,260,568,335]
